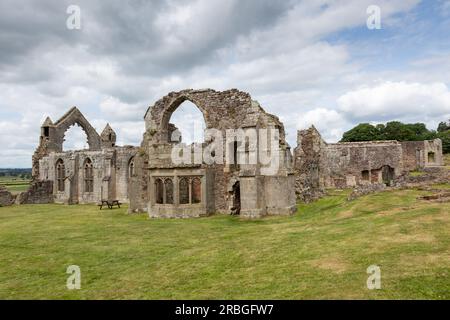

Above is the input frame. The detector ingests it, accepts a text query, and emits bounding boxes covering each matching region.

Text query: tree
[437,131,450,154]
[382,121,417,141]
[341,120,449,153]
[341,123,380,142]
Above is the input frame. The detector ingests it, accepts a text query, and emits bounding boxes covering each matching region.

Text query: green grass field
[0,187,448,299]
[0,176,30,195]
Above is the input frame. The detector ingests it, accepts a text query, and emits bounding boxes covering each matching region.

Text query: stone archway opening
[166,100,206,144]
[63,124,89,151]
[381,165,395,185]
[428,152,436,164]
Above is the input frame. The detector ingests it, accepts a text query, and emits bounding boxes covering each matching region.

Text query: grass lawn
[0,187,448,299]
[408,171,426,177]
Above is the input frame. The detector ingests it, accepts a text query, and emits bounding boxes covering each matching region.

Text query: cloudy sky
[1,0,450,167]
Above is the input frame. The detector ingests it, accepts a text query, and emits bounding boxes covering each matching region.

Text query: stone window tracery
[56,159,65,192]
[155,178,164,204]
[153,176,202,205]
[128,158,135,178]
[84,158,94,193]
[165,178,174,204]
[192,177,201,204]
[179,177,189,204]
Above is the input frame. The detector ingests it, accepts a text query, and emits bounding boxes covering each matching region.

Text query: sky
[1,0,450,168]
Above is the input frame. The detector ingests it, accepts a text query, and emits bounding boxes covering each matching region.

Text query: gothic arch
[53,107,101,151]
[144,89,288,146]
[128,156,135,179]
[160,96,209,133]
[55,158,65,192]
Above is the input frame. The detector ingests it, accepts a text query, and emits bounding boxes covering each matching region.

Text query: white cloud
[0,0,442,167]
[337,81,450,124]
[99,96,145,122]
[297,108,349,142]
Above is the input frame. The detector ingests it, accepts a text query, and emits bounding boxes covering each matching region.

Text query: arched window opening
[179,177,189,204]
[155,178,164,204]
[128,158,135,179]
[168,100,205,144]
[84,158,94,193]
[63,124,88,151]
[192,177,201,204]
[165,179,174,204]
[56,159,65,192]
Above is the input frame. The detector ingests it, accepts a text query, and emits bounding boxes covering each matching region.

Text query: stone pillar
[239,175,266,218]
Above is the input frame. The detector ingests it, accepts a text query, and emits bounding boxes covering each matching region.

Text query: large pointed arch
[53,107,101,151]
[160,96,208,132]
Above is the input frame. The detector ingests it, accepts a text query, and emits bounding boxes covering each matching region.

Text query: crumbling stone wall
[32,108,138,205]
[293,126,328,202]
[15,181,53,204]
[294,126,444,201]
[32,107,102,180]
[0,186,15,207]
[133,88,296,218]
[401,139,444,171]
[324,140,403,186]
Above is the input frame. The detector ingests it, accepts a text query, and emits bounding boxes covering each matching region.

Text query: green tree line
[341,120,450,153]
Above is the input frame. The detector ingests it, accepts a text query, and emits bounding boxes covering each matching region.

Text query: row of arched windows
[55,158,94,193]
[155,177,201,205]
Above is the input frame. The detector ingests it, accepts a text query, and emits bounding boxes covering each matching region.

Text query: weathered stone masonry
[18,88,444,214]
[31,107,138,205]
[28,89,296,218]
[129,89,296,218]
[0,186,15,207]
[294,126,444,201]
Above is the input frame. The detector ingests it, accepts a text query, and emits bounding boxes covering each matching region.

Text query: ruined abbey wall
[24,89,444,213]
[132,89,296,218]
[0,186,15,207]
[293,126,444,201]
[30,107,138,205]
[37,147,137,204]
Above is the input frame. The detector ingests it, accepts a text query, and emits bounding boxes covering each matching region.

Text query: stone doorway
[381,165,395,185]
[231,181,241,215]
[428,152,436,164]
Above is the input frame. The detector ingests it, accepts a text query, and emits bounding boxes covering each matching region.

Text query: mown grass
[409,171,426,177]
[0,187,448,300]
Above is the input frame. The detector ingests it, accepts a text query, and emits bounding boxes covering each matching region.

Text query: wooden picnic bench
[98,200,121,210]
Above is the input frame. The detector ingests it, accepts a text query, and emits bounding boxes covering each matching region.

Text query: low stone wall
[15,181,54,204]
[0,186,15,206]
[394,167,450,188]
[347,183,386,201]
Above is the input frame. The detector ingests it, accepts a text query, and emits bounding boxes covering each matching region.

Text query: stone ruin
[32,106,139,205]
[26,89,296,218]
[0,186,15,207]
[293,126,444,202]
[129,89,296,218]
[4,88,444,218]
